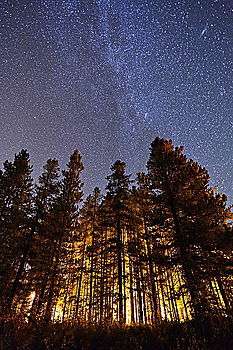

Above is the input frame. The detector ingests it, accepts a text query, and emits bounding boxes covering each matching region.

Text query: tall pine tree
[105,160,132,322]
[147,137,231,318]
[0,150,33,310]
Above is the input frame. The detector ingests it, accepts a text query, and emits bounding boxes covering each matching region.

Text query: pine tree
[28,159,60,317]
[0,150,33,309]
[147,137,231,318]
[133,172,160,323]
[105,160,132,322]
[84,188,102,321]
[43,150,84,323]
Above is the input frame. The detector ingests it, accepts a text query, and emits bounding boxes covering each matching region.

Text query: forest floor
[0,314,232,350]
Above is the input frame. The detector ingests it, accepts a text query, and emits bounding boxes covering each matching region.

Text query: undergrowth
[0,315,232,350]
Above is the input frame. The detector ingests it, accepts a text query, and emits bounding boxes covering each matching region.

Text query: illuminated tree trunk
[88,239,95,321]
[169,269,180,321]
[141,267,148,324]
[129,258,135,323]
[177,268,189,319]
[99,229,107,322]
[122,229,127,323]
[76,238,86,317]
[135,258,143,323]
[216,277,231,311]
[116,219,123,322]
[88,195,98,321]
[144,223,158,323]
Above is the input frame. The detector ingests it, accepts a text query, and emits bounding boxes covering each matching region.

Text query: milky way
[0,0,232,200]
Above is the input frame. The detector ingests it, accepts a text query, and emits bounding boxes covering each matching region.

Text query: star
[0,0,232,202]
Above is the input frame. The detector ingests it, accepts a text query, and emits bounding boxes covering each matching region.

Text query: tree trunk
[116,219,123,322]
[144,222,158,323]
[7,226,35,308]
[75,236,86,317]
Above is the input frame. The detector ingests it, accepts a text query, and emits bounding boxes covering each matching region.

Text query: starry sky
[0,0,232,201]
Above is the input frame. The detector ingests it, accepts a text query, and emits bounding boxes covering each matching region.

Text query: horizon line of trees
[0,137,232,324]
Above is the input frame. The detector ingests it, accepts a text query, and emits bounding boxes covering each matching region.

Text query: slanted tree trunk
[217,277,231,311]
[7,226,35,309]
[76,237,86,317]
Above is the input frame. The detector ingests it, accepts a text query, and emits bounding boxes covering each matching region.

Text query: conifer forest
[0,137,232,349]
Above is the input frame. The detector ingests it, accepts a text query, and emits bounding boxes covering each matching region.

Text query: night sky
[0,0,232,201]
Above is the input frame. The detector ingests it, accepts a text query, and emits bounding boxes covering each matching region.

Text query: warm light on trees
[0,139,232,325]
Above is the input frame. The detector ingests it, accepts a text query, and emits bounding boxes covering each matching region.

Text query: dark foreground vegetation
[1,315,232,350]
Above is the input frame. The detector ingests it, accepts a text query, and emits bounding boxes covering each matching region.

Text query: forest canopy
[0,137,232,330]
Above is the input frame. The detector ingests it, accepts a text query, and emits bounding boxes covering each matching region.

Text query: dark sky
[0,0,232,201]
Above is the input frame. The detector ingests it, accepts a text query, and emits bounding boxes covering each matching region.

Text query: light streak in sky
[200,23,209,38]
